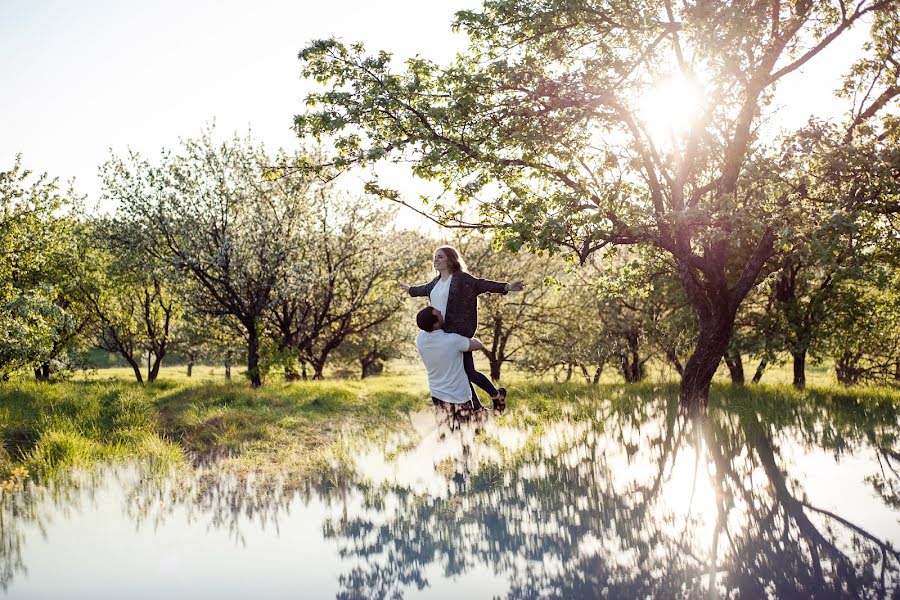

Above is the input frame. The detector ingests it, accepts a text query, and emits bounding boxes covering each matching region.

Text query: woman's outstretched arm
[472,276,526,295]
[400,279,435,297]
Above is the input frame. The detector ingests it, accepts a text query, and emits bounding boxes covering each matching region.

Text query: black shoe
[492,388,507,411]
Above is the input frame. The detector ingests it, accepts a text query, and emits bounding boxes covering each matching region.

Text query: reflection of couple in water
[401,246,524,413]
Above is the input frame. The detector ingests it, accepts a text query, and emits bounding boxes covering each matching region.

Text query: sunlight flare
[636,74,705,146]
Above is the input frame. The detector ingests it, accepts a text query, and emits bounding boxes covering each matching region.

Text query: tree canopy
[296,0,900,406]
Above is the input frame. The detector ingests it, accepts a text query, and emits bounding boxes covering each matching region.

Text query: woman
[401,246,525,409]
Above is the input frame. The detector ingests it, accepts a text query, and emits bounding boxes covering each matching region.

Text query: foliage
[102,129,324,386]
[266,197,424,379]
[297,0,900,405]
[0,157,88,379]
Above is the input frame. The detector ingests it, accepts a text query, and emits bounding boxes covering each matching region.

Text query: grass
[72,348,837,389]
[2,357,897,493]
[0,380,185,485]
[0,367,429,491]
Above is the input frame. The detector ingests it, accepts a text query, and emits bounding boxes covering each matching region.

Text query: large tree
[296,0,900,407]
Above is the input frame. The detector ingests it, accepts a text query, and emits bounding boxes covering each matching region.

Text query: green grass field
[72,350,836,388]
[1,352,893,494]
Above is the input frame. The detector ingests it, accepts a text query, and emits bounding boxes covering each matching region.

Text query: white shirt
[415,329,471,403]
[429,274,452,317]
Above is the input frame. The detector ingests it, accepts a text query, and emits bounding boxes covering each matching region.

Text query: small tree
[822,268,900,387]
[0,157,87,379]
[267,203,425,379]
[455,233,567,381]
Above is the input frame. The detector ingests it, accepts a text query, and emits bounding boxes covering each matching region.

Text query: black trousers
[462,351,497,401]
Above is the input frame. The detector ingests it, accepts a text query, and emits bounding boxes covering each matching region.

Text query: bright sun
[636,74,704,146]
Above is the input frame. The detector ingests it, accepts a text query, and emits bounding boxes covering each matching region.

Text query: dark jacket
[409,271,508,338]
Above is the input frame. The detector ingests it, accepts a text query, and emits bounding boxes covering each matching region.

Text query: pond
[2,391,899,599]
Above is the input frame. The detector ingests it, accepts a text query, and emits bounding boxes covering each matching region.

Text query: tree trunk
[677,227,775,409]
[752,358,768,384]
[125,354,144,384]
[361,359,383,379]
[724,348,745,386]
[34,362,51,381]
[792,350,806,390]
[148,350,165,382]
[680,313,734,408]
[592,362,604,385]
[187,362,193,377]
[284,366,301,381]
[665,350,684,376]
[620,351,643,383]
[835,351,860,386]
[360,356,374,379]
[247,329,262,387]
[565,364,573,383]
[489,360,501,382]
[224,350,232,380]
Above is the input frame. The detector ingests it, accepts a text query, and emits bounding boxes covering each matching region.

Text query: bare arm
[468,337,484,352]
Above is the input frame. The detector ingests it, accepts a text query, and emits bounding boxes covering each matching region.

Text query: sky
[1,1,869,227]
[1,0,475,225]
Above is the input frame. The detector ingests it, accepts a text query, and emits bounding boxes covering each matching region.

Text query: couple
[402,246,524,411]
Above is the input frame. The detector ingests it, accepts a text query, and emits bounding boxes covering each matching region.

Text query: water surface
[3,391,898,598]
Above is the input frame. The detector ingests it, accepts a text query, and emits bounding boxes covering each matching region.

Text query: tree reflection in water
[1,389,898,598]
[323,393,900,599]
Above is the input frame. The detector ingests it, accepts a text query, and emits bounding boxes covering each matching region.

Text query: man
[414,306,506,411]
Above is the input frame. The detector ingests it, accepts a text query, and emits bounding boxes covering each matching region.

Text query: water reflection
[2,391,898,598]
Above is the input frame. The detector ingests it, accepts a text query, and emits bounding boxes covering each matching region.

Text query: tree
[334,310,412,379]
[267,201,424,379]
[102,130,321,386]
[585,247,693,383]
[75,219,183,384]
[821,262,900,387]
[0,157,87,379]
[297,0,900,407]
[453,233,566,381]
[518,272,617,384]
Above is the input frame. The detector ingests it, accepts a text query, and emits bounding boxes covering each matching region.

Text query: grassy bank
[0,372,428,488]
[2,368,898,491]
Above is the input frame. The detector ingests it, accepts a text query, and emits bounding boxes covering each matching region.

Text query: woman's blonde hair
[436,246,467,274]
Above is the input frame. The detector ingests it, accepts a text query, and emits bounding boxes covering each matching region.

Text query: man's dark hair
[416,306,439,331]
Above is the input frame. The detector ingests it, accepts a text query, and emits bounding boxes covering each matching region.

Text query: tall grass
[0,381,184,486]
[0,372,430,488]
